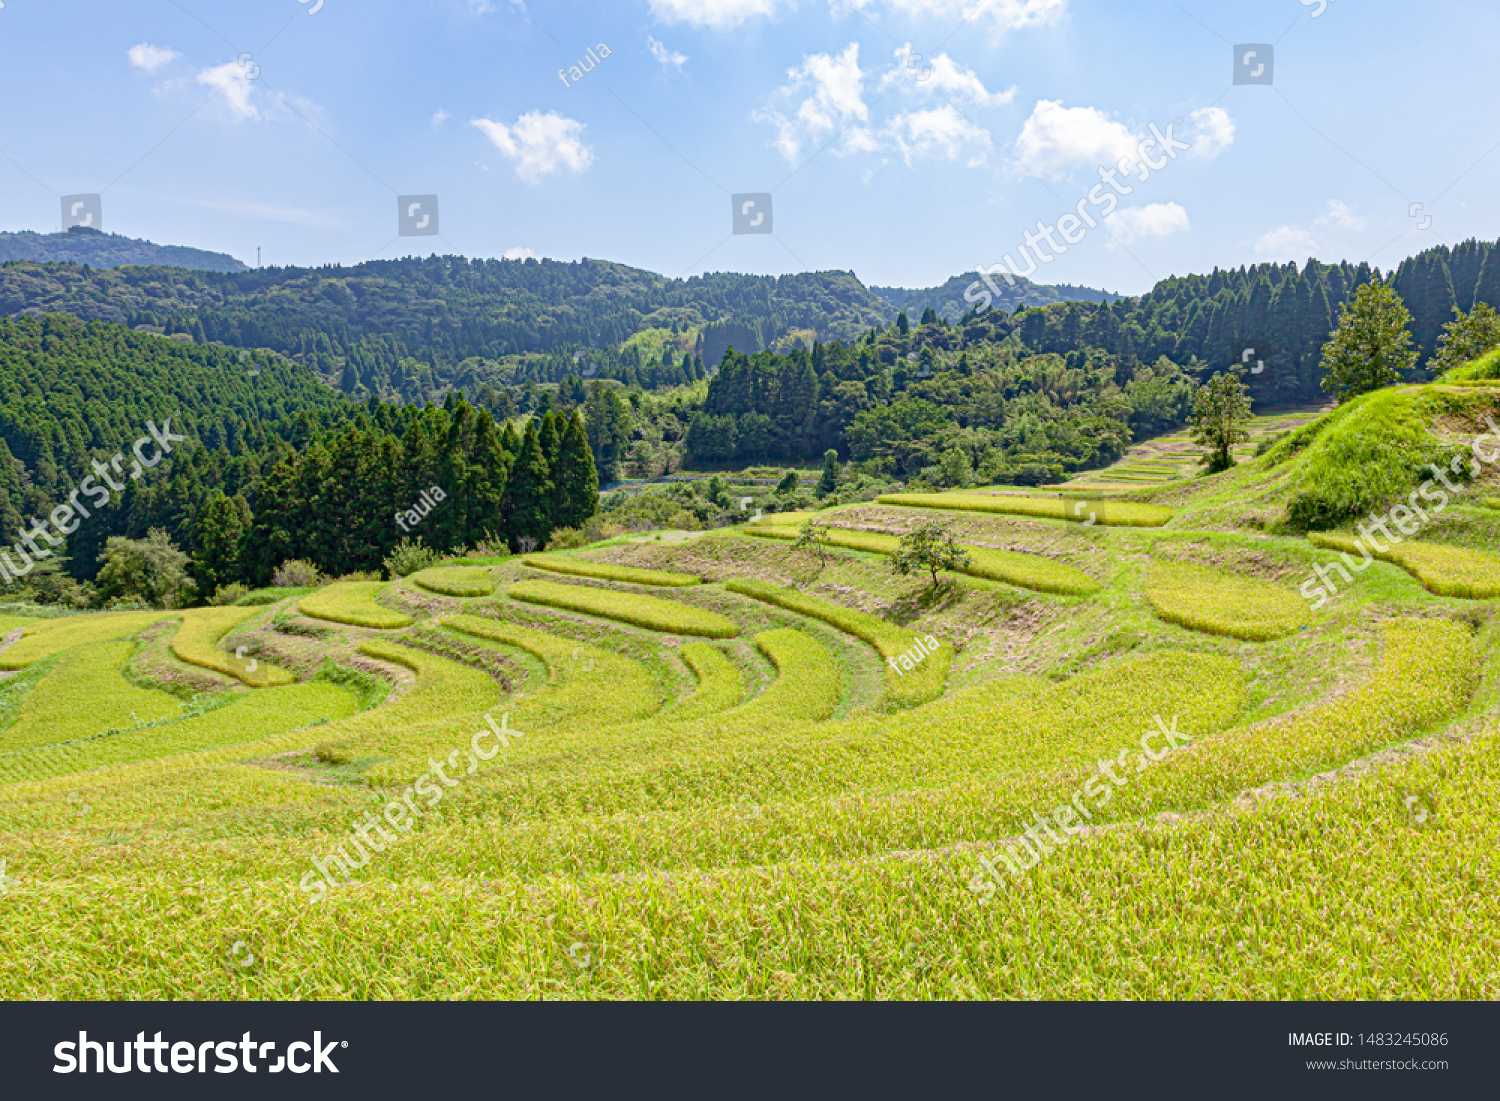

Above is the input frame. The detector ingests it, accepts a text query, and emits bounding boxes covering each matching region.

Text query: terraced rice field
[1309,532,1500,599]
[745,519,1099,595]
[878,492,1173,527]
[411,566,497,598]
[300,581,415,629]
[1,472,1497,1001]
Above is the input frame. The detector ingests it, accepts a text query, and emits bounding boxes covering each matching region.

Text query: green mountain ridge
[0,230,247,273]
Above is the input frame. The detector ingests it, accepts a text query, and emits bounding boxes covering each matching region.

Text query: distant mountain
[869,273,1121,322]
[0,254,896,401]
[0,230,247,273]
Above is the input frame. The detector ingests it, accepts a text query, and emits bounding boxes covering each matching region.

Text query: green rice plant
[1308,532,1500,599]
[658,642,745,723]
[522,554,700,587]
[746,524,1099,596]
[714,628,843,729]
[1145,560,1313,641]
[878,492,1173,528]
[1480,498,1500,511]
[727,578,948,710]
[0,681,360,785]
[170,607,296,687]
[0,642,182,751]
[410,567,496,598]
[299,582,414,629]
[0,611,175,669]
[440,615,662,733]
[0,615,40,636]
[508,579,739,638]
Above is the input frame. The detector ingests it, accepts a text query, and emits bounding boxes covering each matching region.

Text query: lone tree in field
[1319,282,1419,403]
[1429,302,1500,377]
[891,520,971,592]
[793,517,831,572]
[1190,372,1253,475]
[815,449,840,497]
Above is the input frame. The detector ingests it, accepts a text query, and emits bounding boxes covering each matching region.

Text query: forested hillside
[0,256,897,402]
[0,230,246,272]
[871,273,1119,321]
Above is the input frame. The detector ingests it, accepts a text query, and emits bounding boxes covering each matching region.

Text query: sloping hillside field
[2,391,1500,1001]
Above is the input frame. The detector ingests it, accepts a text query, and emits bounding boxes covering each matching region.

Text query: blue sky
[0,0,1496,294]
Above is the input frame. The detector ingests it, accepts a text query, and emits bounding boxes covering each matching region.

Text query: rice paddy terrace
[2,387,1499,1000]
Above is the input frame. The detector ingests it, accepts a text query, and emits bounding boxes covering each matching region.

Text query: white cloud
[1105,202,1190,246]
[1014,100,1138,179]
[887,106,992,166]
[503,246,537,260]
[1317,199,1366,231]
[647,36,688,71]
[1188,106,1234,158]
[649,0,786,29]
[431,109,451,127]
[836,0,1066,33]
[882,45,1017,106]
[753,43,868,163]
[195,61,261,122]
[471,111,594,184]
[1254,225,1317,259]
[128,43,180,73]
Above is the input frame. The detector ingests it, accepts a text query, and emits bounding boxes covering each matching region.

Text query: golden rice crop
[508,579,739,638]
[523,554,700,587]
[878,492,1174,527]
[171,607,296,687]
[410,566,497,598]
[0,611,174,669]
[1146,560,1313,641]
[1308,532,1500,599]
[299,581,414,629]
[726,578,948,710]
